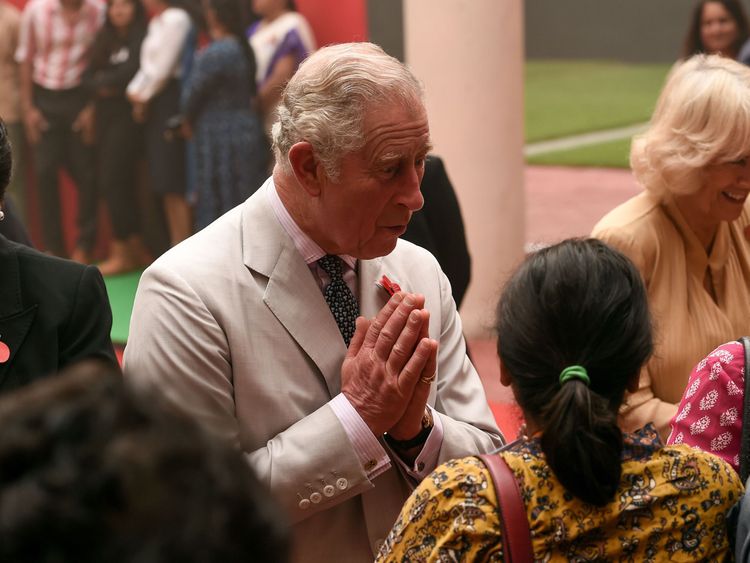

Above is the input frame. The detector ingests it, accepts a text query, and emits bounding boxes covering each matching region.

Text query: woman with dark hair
[84,0,149,274]
[377,239,742,562]
[0,119,117,390]
[683,0,750,60]
[181,0,268,229]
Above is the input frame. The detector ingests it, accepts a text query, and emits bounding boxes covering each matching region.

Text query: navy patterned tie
[318,255,359,347]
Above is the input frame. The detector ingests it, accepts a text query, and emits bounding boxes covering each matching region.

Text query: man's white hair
[271,42,424,181]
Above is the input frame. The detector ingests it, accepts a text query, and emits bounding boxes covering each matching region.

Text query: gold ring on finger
[420,372,436,384]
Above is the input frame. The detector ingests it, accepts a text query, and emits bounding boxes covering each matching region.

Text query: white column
[404,0,525,338]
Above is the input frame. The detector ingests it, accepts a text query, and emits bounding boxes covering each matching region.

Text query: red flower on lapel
[377,275,401,296]
[0,337,9,364]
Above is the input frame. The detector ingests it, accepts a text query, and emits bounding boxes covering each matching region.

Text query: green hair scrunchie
[559,365,590,386]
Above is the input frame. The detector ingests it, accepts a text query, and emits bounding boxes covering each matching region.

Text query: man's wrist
[384,409,434,450]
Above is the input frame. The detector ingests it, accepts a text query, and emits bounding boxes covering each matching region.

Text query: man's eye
[731,158,748,167]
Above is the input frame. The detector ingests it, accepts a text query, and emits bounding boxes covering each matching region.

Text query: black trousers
[33,85,97,255]
[96,102,142,240]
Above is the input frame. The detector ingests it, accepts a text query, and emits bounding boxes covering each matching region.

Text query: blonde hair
[271,42,424,181]
[631,54,750,197]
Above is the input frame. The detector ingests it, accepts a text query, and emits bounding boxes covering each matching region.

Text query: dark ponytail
[496,238,653,506]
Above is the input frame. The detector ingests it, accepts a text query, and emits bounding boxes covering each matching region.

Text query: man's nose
[400,166,424,212]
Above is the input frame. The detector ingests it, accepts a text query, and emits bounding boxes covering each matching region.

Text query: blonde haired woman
[593,54,750,439]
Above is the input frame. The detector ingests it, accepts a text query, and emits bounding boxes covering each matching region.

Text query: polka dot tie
[318,255,359,347]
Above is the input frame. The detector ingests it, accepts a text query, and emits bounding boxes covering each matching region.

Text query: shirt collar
[662,194,729,276]
[266,178,357,270]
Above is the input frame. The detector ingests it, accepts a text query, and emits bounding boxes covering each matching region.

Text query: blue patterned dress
[181,37,269,230]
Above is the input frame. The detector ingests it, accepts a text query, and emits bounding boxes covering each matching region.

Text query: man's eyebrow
[374,152,401,166]
[373,142,434,166]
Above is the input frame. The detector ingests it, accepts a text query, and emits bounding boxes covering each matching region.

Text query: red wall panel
[297,0,368,46]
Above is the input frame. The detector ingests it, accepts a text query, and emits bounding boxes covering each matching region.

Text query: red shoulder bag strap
[478,453,533,563]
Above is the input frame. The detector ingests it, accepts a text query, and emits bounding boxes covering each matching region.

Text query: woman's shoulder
[650,442,742,487]
[592,190,665,237]
[592,191,674,276]
[624,439,743,514]
[161,7,191,27]
[203,37,243,57]
[12,244,92,287]
[376,456,502,562]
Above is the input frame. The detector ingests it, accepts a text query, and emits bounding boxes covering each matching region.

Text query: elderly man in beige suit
[124,42,503,562]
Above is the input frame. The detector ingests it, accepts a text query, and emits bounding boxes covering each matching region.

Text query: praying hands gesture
[341,292,438,442]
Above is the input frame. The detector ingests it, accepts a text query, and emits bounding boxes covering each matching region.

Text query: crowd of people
[1,0,314,274]
[4,0,750,561]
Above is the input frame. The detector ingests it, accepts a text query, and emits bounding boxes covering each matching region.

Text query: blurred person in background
[84,0,150,274]
[247,0,315,132]
[401,156,471,309]
[0,362,290,563]
[667,340,746,473]
[593,55,750,438]
[683,0,750,64]
[0,0,28,226]
[0,118,116,391]
[15,0,104,262]
[181,0,268,230]
[126,0,200,246]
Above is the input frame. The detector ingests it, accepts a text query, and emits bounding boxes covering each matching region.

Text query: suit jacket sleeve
[59,265,118,371]
[124,263,381,524]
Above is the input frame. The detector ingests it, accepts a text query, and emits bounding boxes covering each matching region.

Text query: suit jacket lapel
[241,189,347,398]
[0,237,37,383]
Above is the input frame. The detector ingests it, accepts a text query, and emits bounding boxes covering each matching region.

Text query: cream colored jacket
[124,187,503,562]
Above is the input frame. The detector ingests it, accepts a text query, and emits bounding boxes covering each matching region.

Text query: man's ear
[288,141,324,197]
[499,359,513,387]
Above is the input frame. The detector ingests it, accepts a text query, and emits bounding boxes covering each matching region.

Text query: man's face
[312,100,431,260]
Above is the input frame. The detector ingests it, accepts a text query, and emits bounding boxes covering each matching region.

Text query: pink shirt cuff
[389,406,444,480]
[329,393,391,479]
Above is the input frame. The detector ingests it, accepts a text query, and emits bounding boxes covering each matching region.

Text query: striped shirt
[15,0,104,91]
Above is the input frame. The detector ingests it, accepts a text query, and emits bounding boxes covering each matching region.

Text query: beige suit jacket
[123,188,503,562]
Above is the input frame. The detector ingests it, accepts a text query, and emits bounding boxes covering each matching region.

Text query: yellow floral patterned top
[376,425,742,562]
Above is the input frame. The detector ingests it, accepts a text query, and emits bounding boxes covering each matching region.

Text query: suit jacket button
[310,492,322,504]
[299,498,311,510]
[336,477,349,490]
[323,485,335,497]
